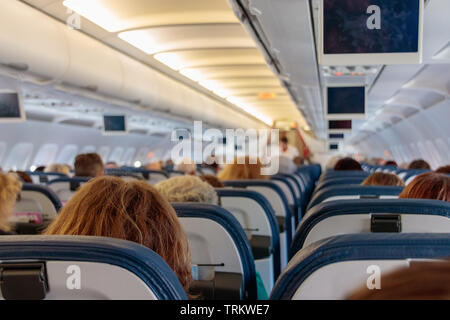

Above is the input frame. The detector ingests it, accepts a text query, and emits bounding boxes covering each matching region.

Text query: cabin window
[135,147,150,164]
[108,147,125,164]
[3,143,34,171]
[0,142,6,166]
[121,147,136,166]
[56,145,79,165]
[33,144,58,166]
[97,146,111,163]
[81,145,96,154]
[435,138,450,164]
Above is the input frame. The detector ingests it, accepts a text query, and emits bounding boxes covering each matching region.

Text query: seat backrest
[272,233,450,300]
[291,199,450,257]
[167,170,185,177]
[0,235,187,300]
[308,185,403,210]
[119,167,169,185]
[318,170,369,183]
[27,172,68,184]
[172,203,257,300]
[47,177,90,203]
[105,169,143,181]
[216,189,281,282]
[223,180,293,245]
[14,183,62,223]
[314,177,367,193]
[271,176,299,222]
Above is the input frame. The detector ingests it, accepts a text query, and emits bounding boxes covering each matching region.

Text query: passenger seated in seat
[407,159,431,170]
[10,171,33,183]
[175,159,197,175]
[384,160,398,167]
[155,176,219,204]
[45,163,70,176]
[74,153,104,178]
[333,157,363,171]
[347,261,450,300]
[0,172,22,235]
[200,175,224,188]
[218,156,269,180]
[44,176,194,296]
[361,172,405,187]
[399,172,450,202]
[436,165,450,174]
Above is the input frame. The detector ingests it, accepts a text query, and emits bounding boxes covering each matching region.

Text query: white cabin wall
[0,121,169,170]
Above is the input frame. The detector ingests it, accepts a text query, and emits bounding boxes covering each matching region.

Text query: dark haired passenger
[399,172,450,202]
[334,157,363,171]
[74,153,104,178]
[384,160,398,167]
[407,159,431,170]
[435,165,450,175]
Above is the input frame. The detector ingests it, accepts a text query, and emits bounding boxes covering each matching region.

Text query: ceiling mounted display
[0,90,26,123]
[318,0,424,65]
[325,85,367,120]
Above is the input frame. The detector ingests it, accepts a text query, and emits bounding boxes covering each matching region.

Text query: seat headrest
[172,203,257,300]
[308,185,404,210]
[0,235,187,300]
[292,199,450,257]
[21,183,62,212]
[272,233,450,300]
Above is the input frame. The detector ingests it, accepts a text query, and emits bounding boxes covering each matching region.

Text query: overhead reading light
[258,92,277,100]
[63,0,123,32]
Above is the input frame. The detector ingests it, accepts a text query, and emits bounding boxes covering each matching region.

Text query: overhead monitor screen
[329,120,352,131]
[329,143,339,151]
[0,91,25,122]
[319,0,423,65]
[103,115,127,134]
[326,86,366,119]
[329,133,345,140]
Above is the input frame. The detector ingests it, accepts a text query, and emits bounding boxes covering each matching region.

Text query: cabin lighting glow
[30,165,37,172]
[154,53,186,71]
[119,30,160,55]
[63,0,123,32]
[134,161,142,168]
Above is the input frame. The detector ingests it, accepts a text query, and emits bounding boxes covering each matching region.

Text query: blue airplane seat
[172,203,257,300]
[272,233,450,300]
[0,235,187,300]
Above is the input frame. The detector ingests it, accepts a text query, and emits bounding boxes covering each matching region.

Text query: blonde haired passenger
[361,172,405,187]
[218,156,268,181]
[44,176,193,296]
[174,159,197,175]
[155,175,218,205]
[45,163,70,176]
[0,172,22,234]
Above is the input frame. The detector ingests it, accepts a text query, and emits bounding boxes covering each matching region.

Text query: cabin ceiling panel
[118,24,256,55]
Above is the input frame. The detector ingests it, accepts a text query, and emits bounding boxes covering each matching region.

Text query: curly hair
[155,175,219,205]
[0,172,22,231]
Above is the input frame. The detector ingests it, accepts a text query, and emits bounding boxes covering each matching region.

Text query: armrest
[191,272,243,300]
[250,235,272,260]
[276,216,285,233]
